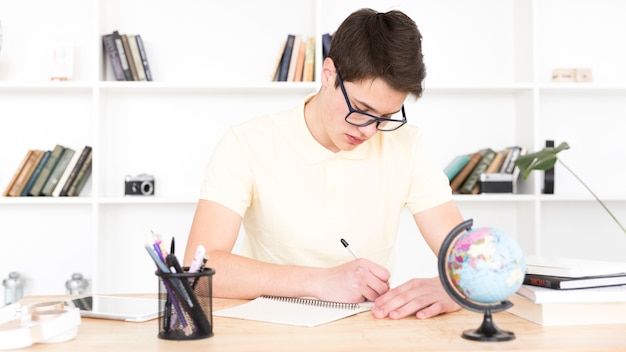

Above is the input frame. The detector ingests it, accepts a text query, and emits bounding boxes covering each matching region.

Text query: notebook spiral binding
[261,295,361,310]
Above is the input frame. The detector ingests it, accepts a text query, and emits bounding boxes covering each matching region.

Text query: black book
[135,34,152,81]
[277,34,295,82]
[59,146,92,196]
[524,272,626,290]
[102,33,126,81]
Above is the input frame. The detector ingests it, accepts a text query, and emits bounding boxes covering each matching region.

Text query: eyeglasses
[335,68,407,132]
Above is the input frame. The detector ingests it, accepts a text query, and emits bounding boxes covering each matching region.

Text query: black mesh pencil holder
[156,267,215,340]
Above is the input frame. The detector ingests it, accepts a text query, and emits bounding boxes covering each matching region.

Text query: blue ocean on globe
[446,227,525,304]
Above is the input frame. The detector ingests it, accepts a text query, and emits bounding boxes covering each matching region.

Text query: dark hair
[328,8,426,98]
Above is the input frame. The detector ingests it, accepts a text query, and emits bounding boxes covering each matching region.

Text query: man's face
[324,73,407,152]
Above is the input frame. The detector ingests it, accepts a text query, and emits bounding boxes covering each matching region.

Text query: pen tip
[340,238,348,247]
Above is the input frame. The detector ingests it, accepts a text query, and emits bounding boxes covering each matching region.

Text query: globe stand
[438,219,517,342]
[462,307,514,342]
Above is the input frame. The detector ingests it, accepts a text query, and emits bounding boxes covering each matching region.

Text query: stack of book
[3,145,92,197]
[509,256,626,326]
[272,34,315,82]
[443,145,526,194]
[102,30,152,81]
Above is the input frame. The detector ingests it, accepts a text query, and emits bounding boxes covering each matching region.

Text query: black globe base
[462,309,515,342]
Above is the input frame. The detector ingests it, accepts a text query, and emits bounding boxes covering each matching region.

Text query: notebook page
[214,296,374,327]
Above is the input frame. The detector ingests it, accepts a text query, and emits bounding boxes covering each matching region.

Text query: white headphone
[0,301,81,350]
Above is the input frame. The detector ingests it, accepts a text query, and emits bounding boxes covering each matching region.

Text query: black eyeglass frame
[335,67,407,132]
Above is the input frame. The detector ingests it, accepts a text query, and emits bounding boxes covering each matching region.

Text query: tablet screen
[65,295,162,322]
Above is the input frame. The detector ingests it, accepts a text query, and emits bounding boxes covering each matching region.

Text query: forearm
[207,250,323,300]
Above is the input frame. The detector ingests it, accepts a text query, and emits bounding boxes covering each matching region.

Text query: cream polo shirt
[200,95,452,270]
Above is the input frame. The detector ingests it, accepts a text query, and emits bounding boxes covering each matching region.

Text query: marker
[340,238,360,259]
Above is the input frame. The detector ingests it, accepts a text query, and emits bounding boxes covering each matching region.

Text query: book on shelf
[459,148,496,194]
[321,33,332,59]
[3,149,34,196]
[7,149,44,197]
[525,256,626,278]
[292,35,307,82]
[443,154,471,181]
[302,36,315,82]
[449,151,482,193]
[135,34,152,81]
[286,34,302,82]
[102,33,126,81]
[41,147,75,196]
[523,272,626,290]
[66,151,92,196]
[509,288,626,326]
[113,31,132,81]
[21,149,51,196]
[120,33,139,81]
[59,146,92,197]
[52,150,81,197]
[28,144,65,196]
[126,34,146,81]
[276,34,296,82]
[214,295,373,327]
[499,145,522,174]
[484,149,507,174]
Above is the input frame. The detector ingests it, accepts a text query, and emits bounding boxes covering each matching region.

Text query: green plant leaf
[515,142,570,180]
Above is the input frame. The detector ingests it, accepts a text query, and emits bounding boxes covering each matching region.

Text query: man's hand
[371,277,461,319]
[313,259,391,303]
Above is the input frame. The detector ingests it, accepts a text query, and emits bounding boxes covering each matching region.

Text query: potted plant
[514,142,625,234]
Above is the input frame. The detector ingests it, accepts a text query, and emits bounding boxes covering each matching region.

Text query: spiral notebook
[214,295,374,327]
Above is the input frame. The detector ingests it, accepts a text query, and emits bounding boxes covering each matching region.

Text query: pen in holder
[155,267,215,340]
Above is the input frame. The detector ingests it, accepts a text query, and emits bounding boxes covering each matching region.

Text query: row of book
[509,256,626,326]
[272,34,316,82]
[443,146,526,194]
[3,145,92,197]
[102,30,152,81]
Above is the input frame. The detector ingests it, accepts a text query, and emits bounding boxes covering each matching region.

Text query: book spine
[67,152,92,196]
[113,31,132,81]
[286,34,301,82]
[41,147,75,196]
[135,34,152,81]
[459,148,496,194]
[102,34,126,81]
[522,274,572,289]
[127,34,147,81]
[9,150,43,196]
[3,150,34,196]
[500,146,522,174]
[59,146,92,197]
[22,150,51,196]
[443,154,471,181]
[277,34,295,82]
[302,36,315,82]
[29,144,64,196]
[449,151,481,193]
[321,33,332,59]
[120,34,139,81]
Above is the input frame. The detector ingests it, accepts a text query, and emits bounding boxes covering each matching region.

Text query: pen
[340,238,360,259]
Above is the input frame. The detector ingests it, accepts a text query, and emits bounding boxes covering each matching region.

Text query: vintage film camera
[124,174,155,196]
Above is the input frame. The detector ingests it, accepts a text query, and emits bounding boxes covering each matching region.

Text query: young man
[184,8,463,320]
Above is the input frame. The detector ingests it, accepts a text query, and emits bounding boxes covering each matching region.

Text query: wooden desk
[17,295,626,351]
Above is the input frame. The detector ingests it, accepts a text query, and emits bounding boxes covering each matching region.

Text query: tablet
[64,295,163,322]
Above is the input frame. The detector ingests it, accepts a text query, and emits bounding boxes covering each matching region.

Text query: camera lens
[140,181,154,195]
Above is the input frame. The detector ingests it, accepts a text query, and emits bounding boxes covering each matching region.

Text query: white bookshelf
[1,0,625,301]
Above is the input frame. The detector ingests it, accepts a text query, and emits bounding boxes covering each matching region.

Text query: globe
[438,219,526,342]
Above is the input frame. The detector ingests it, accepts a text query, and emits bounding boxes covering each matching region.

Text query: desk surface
[17,295,626,352]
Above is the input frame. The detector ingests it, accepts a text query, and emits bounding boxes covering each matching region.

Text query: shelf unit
[1,0,625,300]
